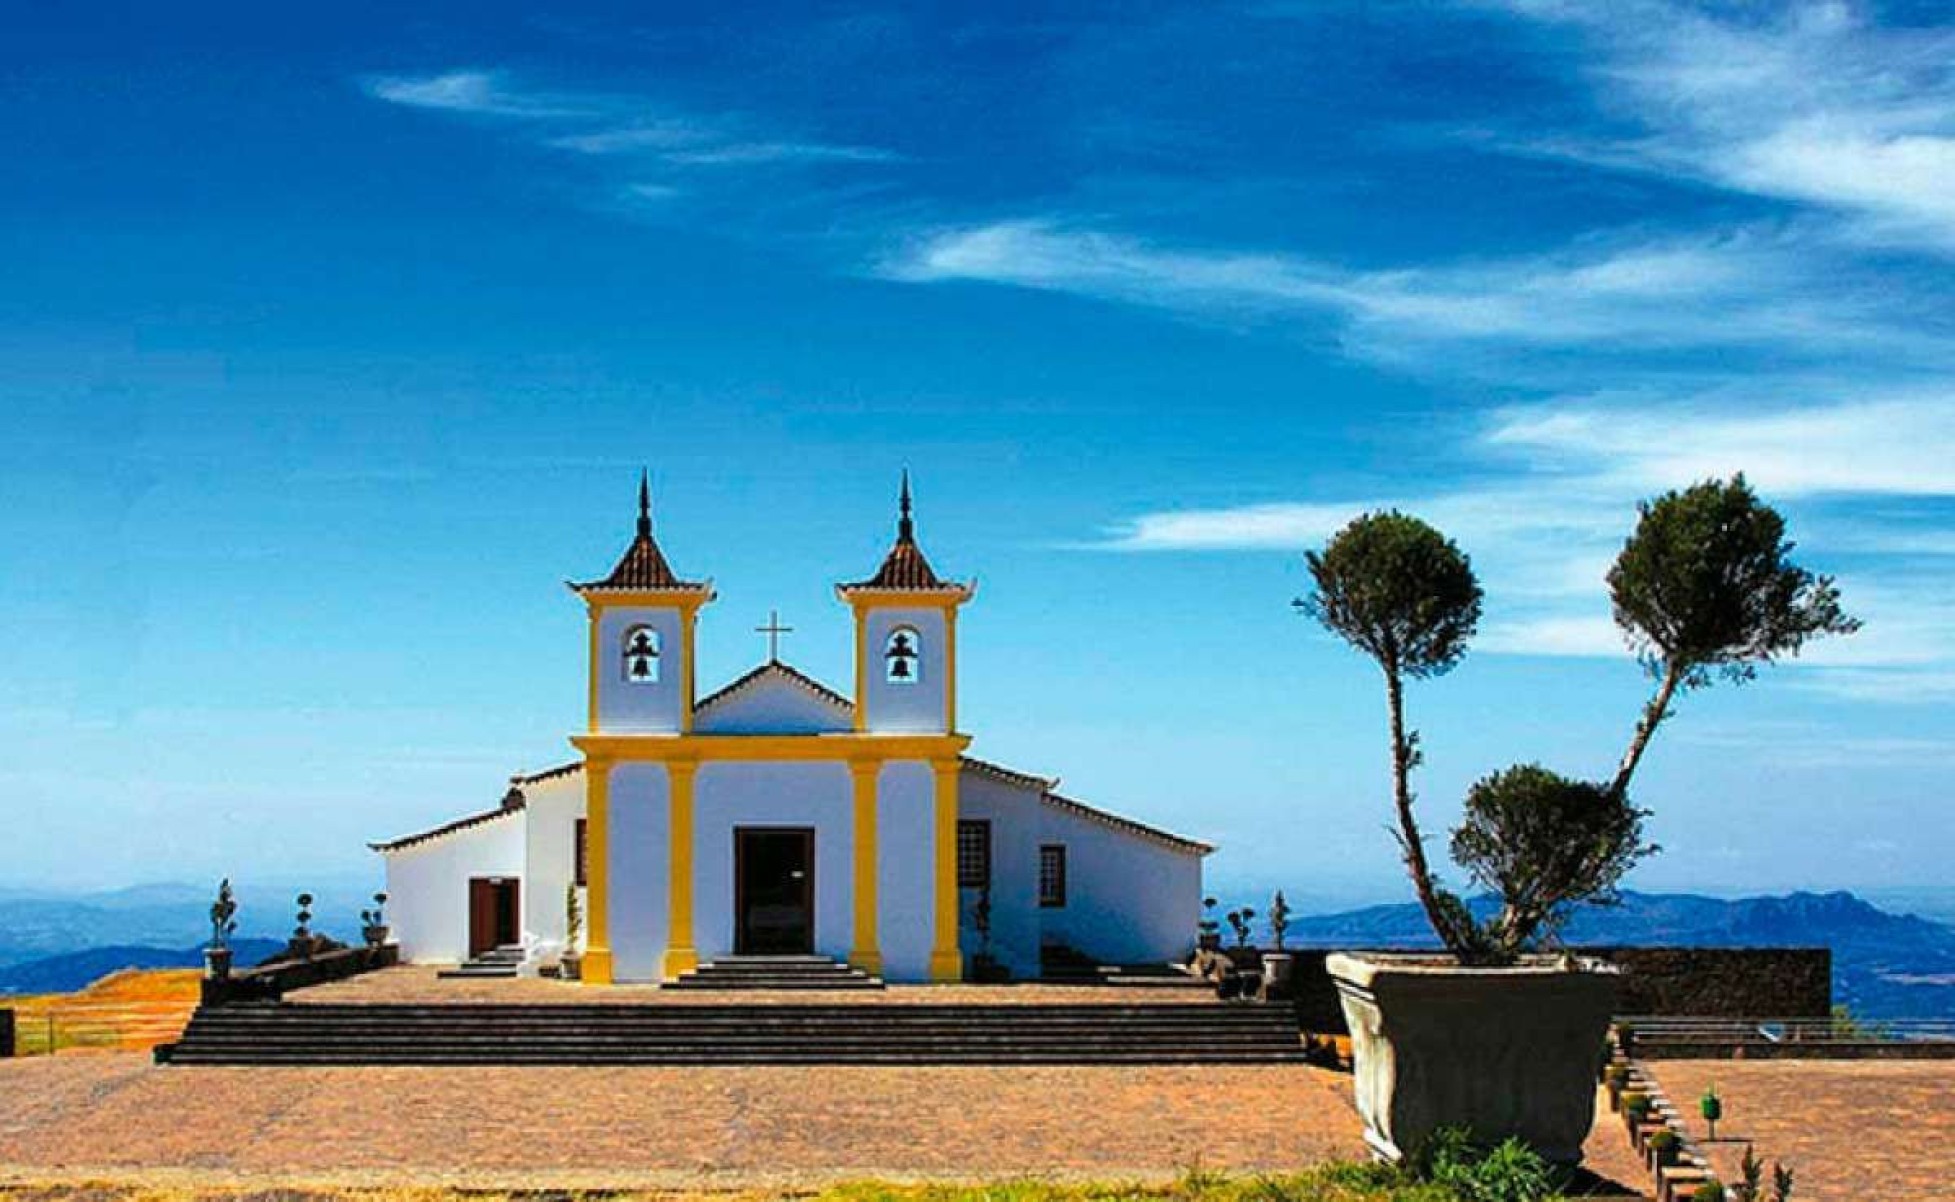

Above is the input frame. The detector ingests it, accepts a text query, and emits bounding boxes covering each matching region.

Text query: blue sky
[2,1,1951,910]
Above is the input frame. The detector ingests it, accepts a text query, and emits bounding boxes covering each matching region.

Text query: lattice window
[623,625,661,684]
[1039,844,1067,909]
[957,819,991,888]
[884,626,921,684]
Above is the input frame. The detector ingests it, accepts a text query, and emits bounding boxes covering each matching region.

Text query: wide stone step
[166,999,1305,1065]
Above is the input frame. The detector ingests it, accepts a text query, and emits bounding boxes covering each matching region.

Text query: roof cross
[754,609,794,662]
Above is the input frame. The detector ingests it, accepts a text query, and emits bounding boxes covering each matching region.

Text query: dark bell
[890,658,912,679]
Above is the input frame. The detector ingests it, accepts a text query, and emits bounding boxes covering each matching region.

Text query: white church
[376,478,1211,984]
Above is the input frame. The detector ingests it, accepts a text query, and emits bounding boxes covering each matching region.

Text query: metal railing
[4,999,196,1057]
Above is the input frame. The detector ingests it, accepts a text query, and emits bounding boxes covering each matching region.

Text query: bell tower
[570,473,715,734]
[836,473,974,734]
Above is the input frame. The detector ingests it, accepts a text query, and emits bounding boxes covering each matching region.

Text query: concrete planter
[1328,952,1619,1164]
[1262,951,1296,999]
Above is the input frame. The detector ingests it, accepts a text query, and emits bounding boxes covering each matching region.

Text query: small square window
[1039,844,1067,909]
[957,819,991,888]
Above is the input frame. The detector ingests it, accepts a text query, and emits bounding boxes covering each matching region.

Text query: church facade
[375,479,1211,983]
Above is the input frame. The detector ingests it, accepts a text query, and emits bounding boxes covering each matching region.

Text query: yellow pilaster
[848,760,883,976]
[582,757,614,985]
[680,606,699,734]
[662,761,700,979]
[944,606,959,732]
[853,607,868,732]
[927,758,963,982]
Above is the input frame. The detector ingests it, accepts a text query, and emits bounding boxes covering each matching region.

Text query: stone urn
[1328,952,1619,1164]
[1261,951,1296,998]
[203,945,233,981]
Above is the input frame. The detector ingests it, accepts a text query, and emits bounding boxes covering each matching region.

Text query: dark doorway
[736,828,814,954]
[468,877,520,957]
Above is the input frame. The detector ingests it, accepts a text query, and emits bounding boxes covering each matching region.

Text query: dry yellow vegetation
[6,967,200,1055]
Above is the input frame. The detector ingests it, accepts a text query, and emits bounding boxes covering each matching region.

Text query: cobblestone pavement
[1649,1059,1955,1202]
[291,966,1216,1005]
[0,1052,1364,1188]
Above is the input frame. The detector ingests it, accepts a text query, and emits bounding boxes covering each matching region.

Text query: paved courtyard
[1649,1059,1955,1202]
[0,1052,1365,1188]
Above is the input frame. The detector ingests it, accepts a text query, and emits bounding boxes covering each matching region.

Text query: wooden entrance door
[468,877,520,957]
[735,828,814,954]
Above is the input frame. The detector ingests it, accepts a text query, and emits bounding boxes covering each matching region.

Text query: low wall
[1286,946,1833,1032]
[202,944,398,1006]
[1,1008,12,1057]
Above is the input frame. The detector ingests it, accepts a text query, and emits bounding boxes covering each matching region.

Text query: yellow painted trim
[847,760,882,977]
[680,606,699,735]
[585,613,601,733]
[582,758,614,985]
[852,607,868,733]
[579,589,715,613]
[663,762,699,979]
[927,758,962,982]
[944,606,958,733]
[571,732,971,763]
[839,586,974,612]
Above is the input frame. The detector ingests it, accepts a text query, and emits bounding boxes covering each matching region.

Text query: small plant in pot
[1197,896,1222,951]
[1261,891,1296,998]
[205,878,239,979]
[560,883,584,980]
[1603,1064,1630,1110]
[1303,481,1853,1164]
[1647,1127,1681,1170]
[970,885,1010,982]
[359,892,389,949]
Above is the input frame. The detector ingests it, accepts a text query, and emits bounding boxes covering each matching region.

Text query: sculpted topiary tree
[1605,474,1859,800]
[1300,511,1484,955]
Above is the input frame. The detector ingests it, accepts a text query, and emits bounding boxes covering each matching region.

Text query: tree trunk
[1610,664,1681,801]
[1385,663,1459,953]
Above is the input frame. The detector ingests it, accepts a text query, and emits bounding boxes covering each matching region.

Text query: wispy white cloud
[881,219,1939,367]
[360,67,901,204]
[1485,1,1955,252]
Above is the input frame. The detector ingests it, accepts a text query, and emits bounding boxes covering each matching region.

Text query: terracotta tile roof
[838,473,970,595]
[370,793,525,854]
[1041,791,1215,857]
[960,755,1056,793]
[571,474,709,594]
[695,660,855,718]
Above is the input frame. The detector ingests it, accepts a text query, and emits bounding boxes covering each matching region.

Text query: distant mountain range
[1278,890,1955,1020]
[0,939,286,994]
[4,883,1952,1018]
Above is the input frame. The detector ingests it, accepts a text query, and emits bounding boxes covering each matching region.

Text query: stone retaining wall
[201,943,399,1006]
[1285,946,1832,1032]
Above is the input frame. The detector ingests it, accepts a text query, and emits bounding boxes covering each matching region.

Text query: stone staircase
[663,954,883,991]
[160,1001,1307,1065]
[435,945,524,980]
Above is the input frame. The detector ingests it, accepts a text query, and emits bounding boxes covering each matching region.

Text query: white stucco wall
[608,760,672,982]
[1035,802,1203,965]
[954,768,1043,979]
[520,769,587,956]
[692,760,854,963]
[694,672,851,735]
[593,606,687,733]
[381,808,526,964]
[860,607,949,733]
[874,758,940,980]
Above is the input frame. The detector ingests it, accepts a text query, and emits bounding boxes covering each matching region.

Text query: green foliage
[208,878,238,951]
[564,883,583,948]
[1608,475,1858,691]
[1690,1184,1725,1202]
[1226,907,1257,948]
[1269,891,1293,950]
[1302,512,1483,681]
[1620,1091,1651,1119]
[1409,1128,1562,1202]
[1449,764,1655,960]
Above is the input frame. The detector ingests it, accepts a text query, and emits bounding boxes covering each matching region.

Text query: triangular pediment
[693,661,853,735]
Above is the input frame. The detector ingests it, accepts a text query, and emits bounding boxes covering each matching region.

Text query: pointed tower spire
[569,472,708,593]
[897,469,915,544]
